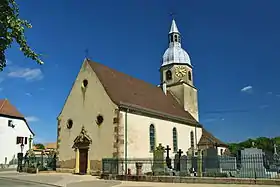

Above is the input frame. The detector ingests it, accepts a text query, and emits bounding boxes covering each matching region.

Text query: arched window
[149,124,155,152]
[166,70,172,81]
[188,71,192,81]
[172,127,178,152]
[190,131,194,148]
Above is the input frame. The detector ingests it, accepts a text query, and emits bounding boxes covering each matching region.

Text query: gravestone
[187,148,198,175]
[174,153,180,171]
[152,143,165,175]
[219,155,237,176]
[238,148,268,178]
[174,149,183,171]
[203,147,220,174]
[165,145,172,169]
[180,155,188,176]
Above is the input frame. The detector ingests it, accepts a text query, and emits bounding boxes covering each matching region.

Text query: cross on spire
[84,48,89,59]
[169,12,176,19]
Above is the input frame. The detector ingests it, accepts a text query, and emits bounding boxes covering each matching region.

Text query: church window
[188,71,192,81]
[82,79,88,88]
[67,119,73,129]
[172,127,178,152]
[190,131,194,148]
[166,70,172,81]
[149,124,155,152]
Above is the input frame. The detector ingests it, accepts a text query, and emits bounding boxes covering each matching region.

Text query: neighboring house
[33,142,57,156]
[44,142,57,151]
[57,19,228,174]
[0,99,34,165]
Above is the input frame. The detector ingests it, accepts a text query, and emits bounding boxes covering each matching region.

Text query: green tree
[34,143,45,150]
[0,0,43,71]
[228,136,280,156]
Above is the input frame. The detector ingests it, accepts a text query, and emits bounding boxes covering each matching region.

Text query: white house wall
[120,111,203,159]
[0,116,33,165]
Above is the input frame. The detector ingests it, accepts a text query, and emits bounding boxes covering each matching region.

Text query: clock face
[175,66,187,78]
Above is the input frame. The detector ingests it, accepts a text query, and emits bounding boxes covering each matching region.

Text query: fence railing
[102,156,280,179]
[22,154,56,172]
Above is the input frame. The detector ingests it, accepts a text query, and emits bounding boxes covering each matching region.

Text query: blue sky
[2,0,280,143]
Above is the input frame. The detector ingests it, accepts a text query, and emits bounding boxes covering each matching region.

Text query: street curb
[0,176,63,187]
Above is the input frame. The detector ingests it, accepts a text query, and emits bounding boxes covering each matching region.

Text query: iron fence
[22,153,57,172]
[102,156,280,179]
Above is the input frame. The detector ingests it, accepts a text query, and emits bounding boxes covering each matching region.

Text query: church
[56,19,228,174]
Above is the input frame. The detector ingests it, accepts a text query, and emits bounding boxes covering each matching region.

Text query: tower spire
[169,19,180,34]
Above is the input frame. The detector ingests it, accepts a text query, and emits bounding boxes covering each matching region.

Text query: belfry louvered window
[166,70,172,81]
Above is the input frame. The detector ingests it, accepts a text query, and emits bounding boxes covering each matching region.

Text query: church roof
[87,59,199,126]
[198,128,228,147]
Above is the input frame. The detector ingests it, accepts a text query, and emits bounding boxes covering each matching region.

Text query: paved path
[1,172,280,187]
[113,181,280,187]
[0,177,53,187]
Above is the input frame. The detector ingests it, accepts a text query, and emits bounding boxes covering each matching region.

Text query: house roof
[44,142,57,149]
[87,59,198,125]
[0,99,24,118]
[198,128,228,147]
[0,99,34,135]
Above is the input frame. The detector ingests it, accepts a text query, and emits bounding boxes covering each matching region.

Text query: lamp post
[20,143,24,153]
[18,143,24,172]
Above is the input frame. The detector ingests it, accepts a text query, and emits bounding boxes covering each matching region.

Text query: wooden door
[79,149,88,174]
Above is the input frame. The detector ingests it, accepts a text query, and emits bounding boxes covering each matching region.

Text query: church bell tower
[160,19,199,121]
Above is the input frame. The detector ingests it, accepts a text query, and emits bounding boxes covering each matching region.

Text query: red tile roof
[0,99,24,118]
[0,99,34,135]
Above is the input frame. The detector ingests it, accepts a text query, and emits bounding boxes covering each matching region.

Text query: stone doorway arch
[72,126,92,174]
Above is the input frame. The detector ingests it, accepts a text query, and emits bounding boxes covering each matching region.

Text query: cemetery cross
[177,149,183,171]
[165,145,172,169]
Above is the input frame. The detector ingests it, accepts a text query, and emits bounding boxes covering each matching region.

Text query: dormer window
[166,70,172,81]
[8,120,15,128]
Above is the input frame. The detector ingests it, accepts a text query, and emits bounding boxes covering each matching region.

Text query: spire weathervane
[169,12,176,19]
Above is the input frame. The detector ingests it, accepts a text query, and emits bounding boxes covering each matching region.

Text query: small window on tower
[166,70,172,81]
[170,35,174,43]
[174,35,178,42]
[188,71,192,81]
